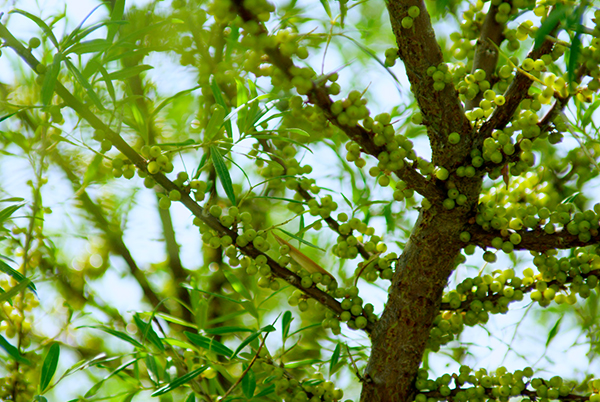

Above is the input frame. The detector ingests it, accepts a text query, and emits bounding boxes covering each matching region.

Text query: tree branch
[385,0,473,167]
[465,4,505,110]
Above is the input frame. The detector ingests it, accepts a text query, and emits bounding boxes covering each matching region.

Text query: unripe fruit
[408,6,420,18]
[402,17,414,29]
[29,37,41,48]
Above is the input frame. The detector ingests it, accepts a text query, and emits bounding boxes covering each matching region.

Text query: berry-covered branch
[0,22,374,333]
[230,0,442,203]
[385,0,473,167]
[414,366,593,402]
[465,3,505,110]
[476,36,555,147]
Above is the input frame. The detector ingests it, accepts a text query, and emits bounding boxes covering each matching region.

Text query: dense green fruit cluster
[258,365,346,402]
[355,249,397,282]
[332,217,382,260]
[330,90,370,127]
[426,63,453,92]
[529,247,600,304]
[140,145,174,176]
[476,199,600,245]
[384,47,398,67]
[413,365,573,402]
[440,181,468,210]
[110,155,137,179]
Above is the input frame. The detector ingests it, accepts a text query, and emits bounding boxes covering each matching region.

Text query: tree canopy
[0,0,600,401]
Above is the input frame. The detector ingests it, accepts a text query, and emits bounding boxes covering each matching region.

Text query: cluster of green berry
[530,247,600,303]
[141,145,174,176]
[426,63,453,92]
[384,47,398,67]
[259,365,346,402]
[441,181,468,210]
[414,365,575,402]
[330,90,370,127]
[332,215,383,260]
[401,6,421,29]
[110,155,137,180]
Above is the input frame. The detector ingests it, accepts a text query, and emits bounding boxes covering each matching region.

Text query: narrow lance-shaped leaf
[204,104,226,141]
[534,4,566,50]
[241,367,256,399]
[39,343,60,393]
[210,77,232,137]
[223,269,252,299]
[184,331,233,358]
[151,366,208,396]
[0,334,30,364]
[41,52,62,106]
[64,59,105,110]
[133,314,164,351]
[210,146,236,205]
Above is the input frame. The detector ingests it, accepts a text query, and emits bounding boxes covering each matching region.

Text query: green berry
[402,16,413,29]
[29,37,41,49]
[408,6,420,18]
[448,132,460,144]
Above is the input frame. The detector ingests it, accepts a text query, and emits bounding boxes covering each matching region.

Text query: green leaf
[534,4,565,50]
[182,284,243,304]
[0,259,37,295]
[89,61,116,103]
[33,396,48,402]
[185,392,196,402]
[567,30,582,84]
[289,323,321,337]
[562,192,580,204]
[108,0,126,41]
[0,198,25,203]
[83,325,144,348]
[10,10,59,48]
[241,368,256,398]
[231,325,275,360]
[0,203,25,224]
[210,146,236,205]
[249,134,314,153]
[85,358,139,397]
[223,269,251,299]
[285,128,310,137]
[0,334,30,364]
[282,310,293,341]
[581,99,600,127]
[0,278,31,304]
[204,104,227,141]
[210,77,232,137]
[329,343,341,375]
[66,39,111,55]
[276,228,326,252]
[284,358,323,368]
[151,366,208,396]
[134,314,164,351]
[254,383,275,398]
[0,112,20,123]
[39,343,60,393]
[106,65,153,81]
[546,316,563,348]
[152,85,201,117]
[64,59,104,110]
[41,53,62,106]
[203,326,253,335]
[184,331,233,358]
[155,313,197,329]
[145,355,160,384]
[319,0,332,19]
